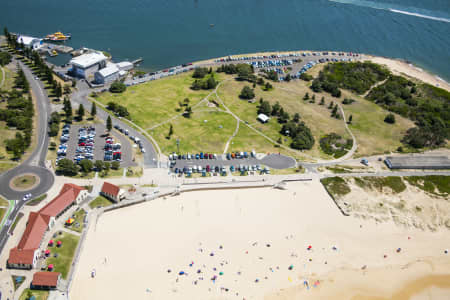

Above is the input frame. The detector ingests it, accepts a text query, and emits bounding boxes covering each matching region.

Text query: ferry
[45,32,71,41]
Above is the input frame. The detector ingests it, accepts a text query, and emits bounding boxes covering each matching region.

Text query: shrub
[109,81,126,93]
[384,113,396,124]
[300,73,313,81]
[239,86,255,99]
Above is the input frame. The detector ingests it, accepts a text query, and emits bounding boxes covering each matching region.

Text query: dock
[132,58,143,66]
[41,42,73,54]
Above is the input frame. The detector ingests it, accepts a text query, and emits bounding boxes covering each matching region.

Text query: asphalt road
[71,82,158,167]
[0,60,55,256]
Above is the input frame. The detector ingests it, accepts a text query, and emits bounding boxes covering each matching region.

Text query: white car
[141,148,146,153]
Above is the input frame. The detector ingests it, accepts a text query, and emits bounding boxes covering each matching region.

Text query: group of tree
[57,158,120,177]
[48,111,61,137]
[319,133,353,158]
[106,101,130,118]
[216,64,256,82]
[263,70,279,82]
[329,101,341,119]
[63,97,73,122]
[312,62,390,98]
[299,73,313,81]
[191,68,217,90]
[366,75,449,148]
[0,51,12,66]
[280,121,315,150]
[239,86,255,100]
[342,98,356,105]
[0,67,34,159]
[109,81,127,93]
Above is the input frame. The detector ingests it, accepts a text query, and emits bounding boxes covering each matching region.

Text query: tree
[300,73,313,81]
[109,81,126,93]
[328,101,334,109]
[64,97,72,117]
[91,102,97,117]
[277,136,283,144]
[293,113,300,123]
[278,110,290,124]
[77,104,85,120]
[103,161,111,173]
[79,159,93,173]
[183,98,190,106]
[193,67,209,78]
[271,102,281,116]
[239,86,255,100]
[264,82,273,91]
[384,113,396,124]
[55,83,63,98]
[168,124,174,138]
[57,159,78,176]
[348,114,353,124]
[303,92,309,100]
[285,74,291,82]
[94,160,104,171]
[184,106,192,118]
[106,115,112,131]
[320,97,325,105]
[331,105,338,117]
[111,161,120,170]
[257,100,271,115]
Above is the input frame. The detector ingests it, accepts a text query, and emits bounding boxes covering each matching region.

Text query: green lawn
[0,208,6,225]
[150,110,236,154]
[19,288,49,300]
[89,196,114,209]
[45,232,80,279]
[26,194,47,206]
[126,166,143,177]
[99,168,123,178]
[95,71,215,130]
[0,162,18,173]
[66,208,86,233]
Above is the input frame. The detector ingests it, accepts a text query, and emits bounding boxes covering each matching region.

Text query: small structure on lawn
[48,240,54,246]
[31,272,61,290]
[47,264,54,271]
[57,241,62,247]
[257,114,270,124]
[100,182,125,203]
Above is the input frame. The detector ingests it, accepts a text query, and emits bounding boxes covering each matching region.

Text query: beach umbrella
[219,272,223,276]
[179,271,185,275]
[66,218,75,225]
[45,249,50,256]
[48,264,54,271]
[48,240,54,246]
[307,245,312,250]
[57,241,62,247]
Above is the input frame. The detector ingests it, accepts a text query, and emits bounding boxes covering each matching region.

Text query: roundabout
[0,165,54,200]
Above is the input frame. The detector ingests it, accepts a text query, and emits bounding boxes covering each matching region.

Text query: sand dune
[70,180,450,300]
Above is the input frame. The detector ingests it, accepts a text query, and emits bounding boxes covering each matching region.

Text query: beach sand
[366,56,450,92]
[70,180,450,300]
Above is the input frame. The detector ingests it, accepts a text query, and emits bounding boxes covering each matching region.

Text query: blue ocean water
[1,0,449,80]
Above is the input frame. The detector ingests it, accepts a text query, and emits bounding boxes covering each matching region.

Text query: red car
[208,154,213,159]
[206,165,210,172]
[204,153,208,159]
[79,142,86,146]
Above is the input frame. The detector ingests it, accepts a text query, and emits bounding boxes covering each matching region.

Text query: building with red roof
[31,272,61,289]
[100,182,124,203]
[7,184,87,270]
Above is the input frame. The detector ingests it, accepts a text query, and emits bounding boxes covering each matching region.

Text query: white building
[116,61,133,72]
[94,64,120,84]
[257,113,270,123]
[70,52,107,79]
[16,35,43,50]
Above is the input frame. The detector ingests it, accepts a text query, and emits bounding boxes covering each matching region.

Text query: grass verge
[45,232,80,279]
[89,196,114,209]
[26,194,47,206]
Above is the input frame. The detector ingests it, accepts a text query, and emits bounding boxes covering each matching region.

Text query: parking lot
[59,124,136,168]
[170,153,296,175]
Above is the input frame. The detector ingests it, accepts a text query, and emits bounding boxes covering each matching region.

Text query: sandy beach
[70,180,450,300]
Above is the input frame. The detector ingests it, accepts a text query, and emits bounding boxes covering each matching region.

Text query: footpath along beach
[69,180,450,300]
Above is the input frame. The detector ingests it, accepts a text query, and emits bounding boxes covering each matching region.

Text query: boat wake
[329,0,450,23]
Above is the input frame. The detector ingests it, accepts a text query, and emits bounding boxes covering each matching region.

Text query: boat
[45,32,72,42]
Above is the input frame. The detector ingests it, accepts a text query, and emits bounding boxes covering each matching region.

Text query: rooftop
[70,52,107,69]
[98,64,119,78]
[16,35,41,46]
[101,182,121,197]
[257,114,270,122]
[39,183,84,217]
[32,272,61,287]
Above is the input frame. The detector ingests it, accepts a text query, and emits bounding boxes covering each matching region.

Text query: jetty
[41,42,73,54]
[132,58,143,66]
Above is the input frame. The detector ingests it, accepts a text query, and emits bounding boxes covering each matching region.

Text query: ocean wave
[389,9,450,23]
[329,0,450,23]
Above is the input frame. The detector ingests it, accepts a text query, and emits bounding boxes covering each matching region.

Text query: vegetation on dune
[312,61,390,96]
[321,177,351,197]
[366,75,449,149]
[354,176,407,194]
[405,176,449,196]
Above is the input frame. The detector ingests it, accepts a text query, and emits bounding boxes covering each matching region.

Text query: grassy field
[67,209,86,233]
[340,90,414,157]
[99,168,123,178]
[46,232,80,279]
[150,110,236,154]
[89,196,114,209]
[93,64,426,160]
[0,208,6,225]
[0,196,8,207]
[95,72,217,130]
[0,161,18,173]
[19,288,49,300]
[126,166,143,177]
